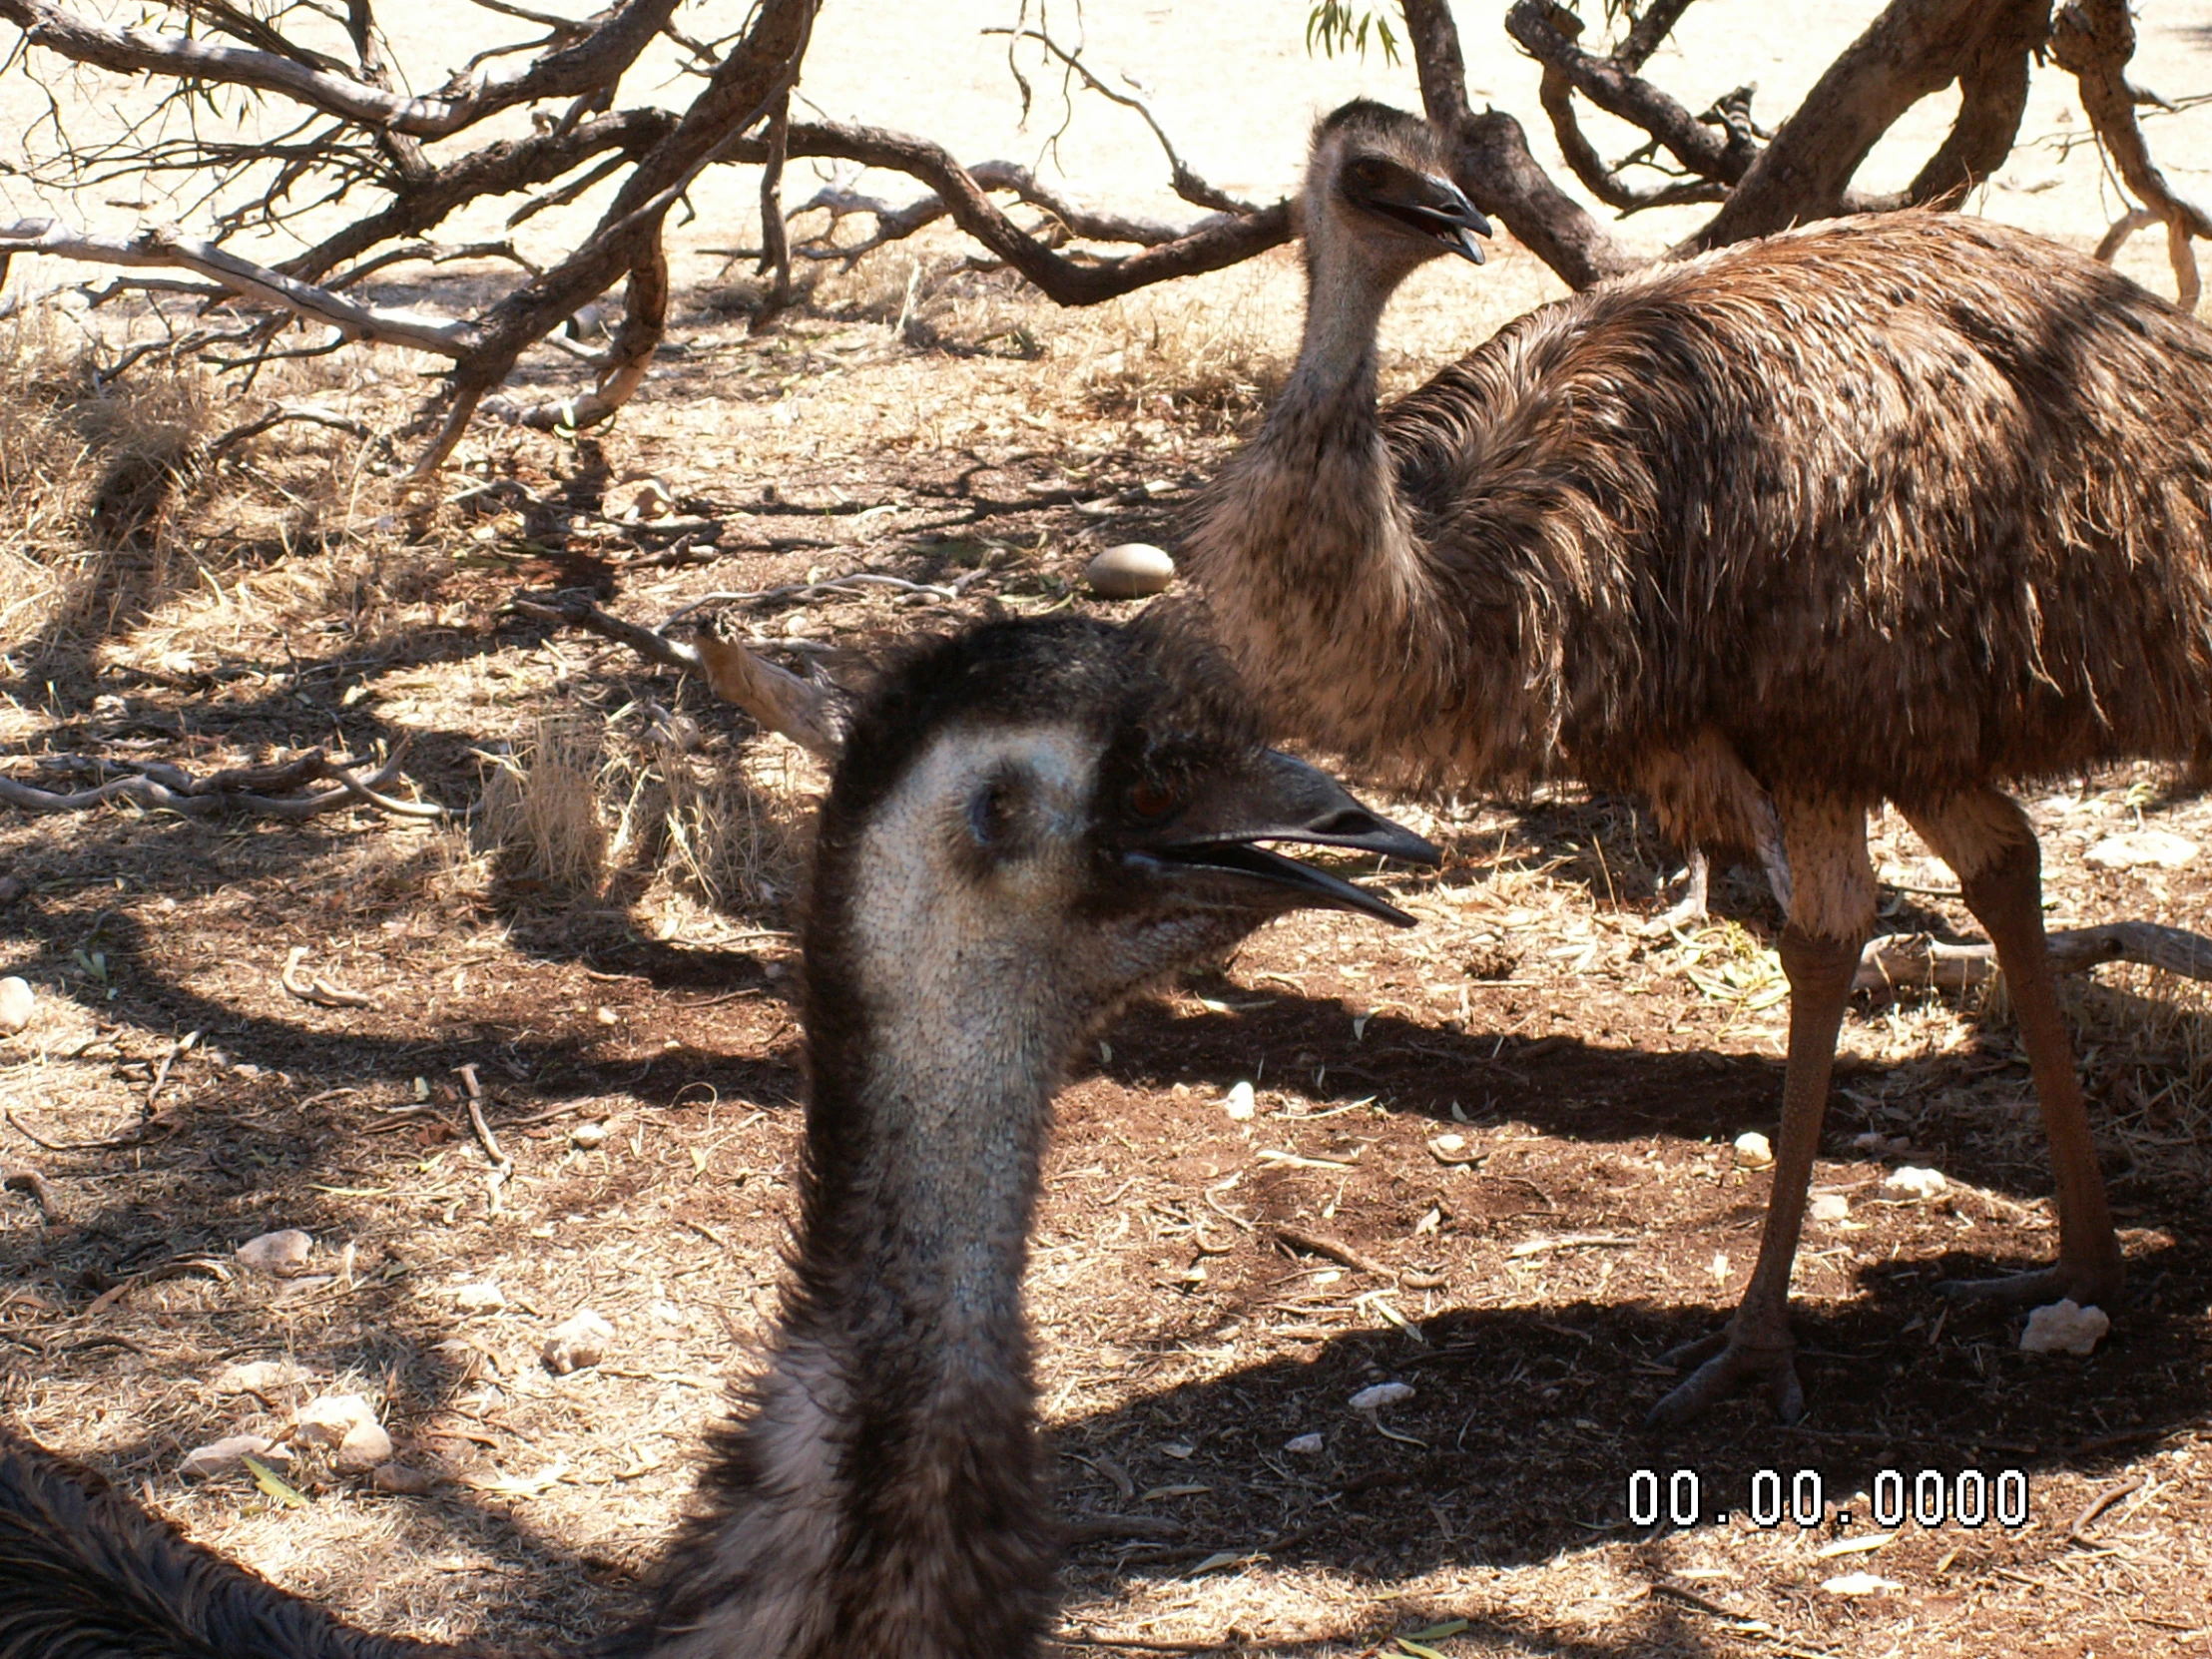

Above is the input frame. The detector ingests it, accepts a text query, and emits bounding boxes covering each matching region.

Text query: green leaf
[242,1455,307,1509]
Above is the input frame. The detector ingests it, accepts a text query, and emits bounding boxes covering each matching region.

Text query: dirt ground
[4,5,2212,1658]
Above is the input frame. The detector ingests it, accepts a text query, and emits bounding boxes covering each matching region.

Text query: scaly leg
[1648,796,1873,1428]
[1647,845,1713,934]
[1904,791,2124,1308]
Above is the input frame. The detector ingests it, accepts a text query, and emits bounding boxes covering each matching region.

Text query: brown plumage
[0,616,1434,1659]
[1185,100,2212,1423]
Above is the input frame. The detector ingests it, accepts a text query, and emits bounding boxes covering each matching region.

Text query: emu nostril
[1309,809,1381,836]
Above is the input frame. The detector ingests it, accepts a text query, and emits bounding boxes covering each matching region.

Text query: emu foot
[1644,850,1711,936]
[1646,1329,1804,1428]
[1939,1258,2125,1310]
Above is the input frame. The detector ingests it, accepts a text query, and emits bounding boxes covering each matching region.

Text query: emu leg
[1648,798,1872,1428]
[1647,846,1712,933]
[1905,793,2125,1308]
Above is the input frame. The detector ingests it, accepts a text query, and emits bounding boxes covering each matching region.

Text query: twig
[0,1165,60,1224]
[508,591,850,759]
[146,1030,201,1108]
[978,26,1257,216]
[2068,1474,2146,1545]
[658,571,959,629]
[1274,1224,1392,1279]
[200,404,376,462]
[281,947,376,1009]
[0,750,456,822]
[458,1063,513,1219]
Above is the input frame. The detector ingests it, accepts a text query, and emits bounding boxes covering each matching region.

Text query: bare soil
[3,6,2212,1656]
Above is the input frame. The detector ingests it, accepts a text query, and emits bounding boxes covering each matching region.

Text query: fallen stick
[1856,922,2212,996]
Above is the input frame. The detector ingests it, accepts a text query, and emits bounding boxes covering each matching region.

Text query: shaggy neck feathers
[646,735,1069,1659]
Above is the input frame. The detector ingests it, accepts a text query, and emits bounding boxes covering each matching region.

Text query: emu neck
[1272,251,1394,443]
[648,809,1067,1658]
[1184,240,1446,774]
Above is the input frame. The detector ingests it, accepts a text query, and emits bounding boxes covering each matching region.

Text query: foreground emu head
[1304,98,1492,278]
[806,614,1437,1059]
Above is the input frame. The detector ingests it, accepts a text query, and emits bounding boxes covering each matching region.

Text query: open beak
[1144,750,1440,927]
[1375,173,1493,266]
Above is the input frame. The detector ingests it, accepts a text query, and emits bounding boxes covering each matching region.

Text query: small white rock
[236,1230,312,1277]
[454,1281,506,1312]
[2086,830,2197,870]
[1879,1166,1948,1201]
[1349,1382,1415,1412]
[1284,1432,1325,1454]
[179,1435,292,1479]
[0,976,34,1035]
[543,1309,616,1375]
[1732,1131,1774,1169]
[372,1461,437,1494]
[1808,1194,1851,1224]
[1223,1081,1256,1122]
[2019,1299,2110,1357]
[293,1392,377,1449]
[211,1359,318,1395]
[570,1119,608,1149]
[334,1420,395,1474]
[1083,543,1176,600]
[1821,1572,1901,1597]
[1427,1133,1479,1165]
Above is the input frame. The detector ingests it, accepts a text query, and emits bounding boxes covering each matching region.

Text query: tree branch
[1398,0,1639,289]
[0,218,476,355]
[1857,922,2212,996]
[0,0,679,140]
[506,593,849,759]
[1505,1,1754,187]
[746,120,1293,306]
[0,752,458,821]
[1686,0,2051,251]
[2050,0,2208,309]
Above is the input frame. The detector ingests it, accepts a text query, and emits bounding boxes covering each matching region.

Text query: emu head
[1305,99,1492,282]
[806,616,1436,1050]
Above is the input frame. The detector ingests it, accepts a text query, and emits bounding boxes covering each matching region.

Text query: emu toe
[1938,1257,2125,1310]
[1646,1330,1805,1428]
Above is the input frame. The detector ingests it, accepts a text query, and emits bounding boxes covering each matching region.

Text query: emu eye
[1348,157,1388,189]
[1127,779,1182,821]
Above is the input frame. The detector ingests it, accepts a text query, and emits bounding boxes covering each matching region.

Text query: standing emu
[1184,100,2212,1425]
[0,616,1434,1659]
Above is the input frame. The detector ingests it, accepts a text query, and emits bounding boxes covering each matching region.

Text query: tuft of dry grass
[477,714,611,897]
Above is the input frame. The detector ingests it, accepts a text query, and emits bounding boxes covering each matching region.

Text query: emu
[0,616,1435,1659]
[1184,100,2212,1425]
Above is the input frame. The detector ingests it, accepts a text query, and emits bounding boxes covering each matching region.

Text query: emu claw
[1939,1260,2124,1310]
[1646,1333,1804,1428]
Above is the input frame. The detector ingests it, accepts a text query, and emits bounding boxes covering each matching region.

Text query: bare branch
[756,90,794,314]
[2050,0,2208,309]
[1397,0,1639,289]
[199,402,377,461]
[507,593,849,759]
[1,217,475,355]
[1686,0,2050,252]
[1505,2,1753,187]
[0,0,680,140]
[0,752,458,821]
[980,26,1258,216]
[1529,8,1729,215]
[481,237,668,433]
[1857,922,2212,996]
[764,119,1292,307]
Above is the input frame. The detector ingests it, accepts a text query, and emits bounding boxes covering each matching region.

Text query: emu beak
[1147,750,1440,927]
[1377,172,1492,266]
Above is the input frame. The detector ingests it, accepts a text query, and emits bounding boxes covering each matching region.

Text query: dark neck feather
[645,863,1061,1659]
